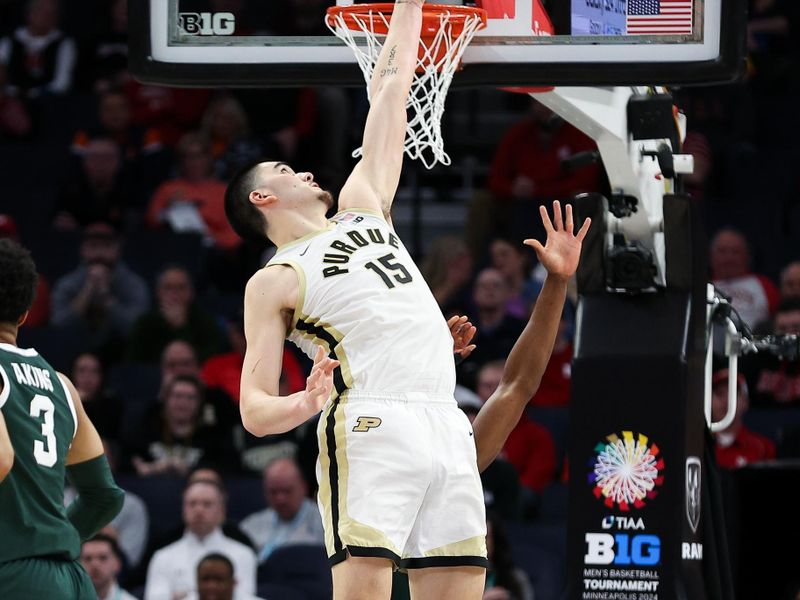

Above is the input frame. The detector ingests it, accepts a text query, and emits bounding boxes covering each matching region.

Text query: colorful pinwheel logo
[588,431,665,511]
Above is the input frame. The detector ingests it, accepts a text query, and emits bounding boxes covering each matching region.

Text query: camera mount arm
[532,86,695,291]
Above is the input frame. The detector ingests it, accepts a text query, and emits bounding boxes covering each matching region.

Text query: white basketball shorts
[316,390,488,569]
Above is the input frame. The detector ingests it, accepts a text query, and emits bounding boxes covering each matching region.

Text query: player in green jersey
[0,238,125,599]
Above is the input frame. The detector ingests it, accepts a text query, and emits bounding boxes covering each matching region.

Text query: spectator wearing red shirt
[477,360,557,493]
[147,132,240,251]
[710,228,779,330]
[200,313,306,403]
[488,99,600,202]
[711,369,776,469]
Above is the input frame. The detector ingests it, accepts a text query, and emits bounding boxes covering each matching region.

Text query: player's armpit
[240,266,316,436]
[0,411,14,482]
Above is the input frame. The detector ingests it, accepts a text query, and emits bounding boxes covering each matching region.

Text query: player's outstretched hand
[305,346,340,412]
[525,200,591,281]
[448,314,477,360]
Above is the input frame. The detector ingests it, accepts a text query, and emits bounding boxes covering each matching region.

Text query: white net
[326,6,485,169]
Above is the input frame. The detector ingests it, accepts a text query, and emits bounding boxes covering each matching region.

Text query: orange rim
[326,4,488,38]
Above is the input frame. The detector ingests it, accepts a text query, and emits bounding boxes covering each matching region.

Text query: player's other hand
[305,346,340,412]
[524,200,591,281]
[448,315,476,360]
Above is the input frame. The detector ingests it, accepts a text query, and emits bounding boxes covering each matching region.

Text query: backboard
[129,0,746,87]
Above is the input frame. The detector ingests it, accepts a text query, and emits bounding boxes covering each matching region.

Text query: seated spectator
[80,533,138,600]
[710,228,779,331]
[126,265,224,363]
[124,374,237,476]
[484,511,534,600]
[146,131,240,251]
[457,388,521,520]
[72,351,123,440]
[489,237,540,319]
[0,0,76,98]
[161,339,238,434]
[54,137,137,231]
[144,479,257,600]
[457,268,527,389]
[123,80,211,148]
[188,553,266,600]
[489,99,600,202]
[467,98,601,249]
[743,298,800,407]
[0,213,48,326]
[200,94,264,181]
[70,89,168,201]
[420,235,474,317]
[711,368,776,468]
[780,261,800,299]
[66,440,150,569]
[240,458,324,562]
[477,361,557,495]
[51,222,149,353]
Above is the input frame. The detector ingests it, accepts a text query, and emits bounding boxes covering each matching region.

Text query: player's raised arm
[472,201,590,471]
[338,0,424,220]
[0,410,14,482]
[239,267,340,437]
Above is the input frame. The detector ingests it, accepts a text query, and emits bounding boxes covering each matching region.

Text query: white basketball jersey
[267,209,456,397]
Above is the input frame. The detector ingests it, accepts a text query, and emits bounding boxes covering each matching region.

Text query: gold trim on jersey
[413,535,488,560]
[293,314,354,398]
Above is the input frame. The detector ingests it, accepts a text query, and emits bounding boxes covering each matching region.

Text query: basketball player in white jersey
[224,1,589,597]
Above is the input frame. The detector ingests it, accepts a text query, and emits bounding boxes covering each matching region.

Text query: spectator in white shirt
[240,457,324,562]
[80,534,139,600]
[185,553,266,600]
[144,480,257,600]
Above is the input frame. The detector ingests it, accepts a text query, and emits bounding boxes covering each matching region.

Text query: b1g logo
[178,12,235,36]
[585,533,661,566]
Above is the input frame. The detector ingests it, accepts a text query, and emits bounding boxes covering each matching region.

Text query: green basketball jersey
[0,343,82,562]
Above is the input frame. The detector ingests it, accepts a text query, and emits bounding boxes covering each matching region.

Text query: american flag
[627,0,694,35]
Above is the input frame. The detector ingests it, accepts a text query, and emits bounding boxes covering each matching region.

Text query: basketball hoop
[326,3,487,169]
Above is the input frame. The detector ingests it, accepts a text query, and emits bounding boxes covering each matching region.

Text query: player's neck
[272,213,329,248]
[0,324,17,346]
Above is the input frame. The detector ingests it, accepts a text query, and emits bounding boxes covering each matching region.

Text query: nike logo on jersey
[299,245,310,256]
[469,431,474,437]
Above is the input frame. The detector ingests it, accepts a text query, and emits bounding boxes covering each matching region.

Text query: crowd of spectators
[1,0,799,598]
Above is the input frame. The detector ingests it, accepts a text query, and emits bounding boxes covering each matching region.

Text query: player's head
[197,553,236,600]
[225,160,334,243]
[0,238,38,328]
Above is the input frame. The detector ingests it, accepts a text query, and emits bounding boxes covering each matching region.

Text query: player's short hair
[225,159,270,242]
[0,239,38,324]
[197,552,234,577]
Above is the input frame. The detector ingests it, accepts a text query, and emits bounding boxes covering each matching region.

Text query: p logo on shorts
[353,416,382,432]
